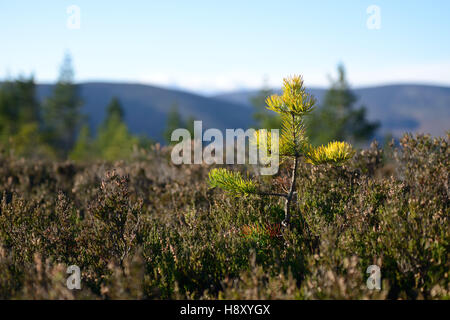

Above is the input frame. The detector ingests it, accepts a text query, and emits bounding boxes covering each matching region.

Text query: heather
[0,133,448,299]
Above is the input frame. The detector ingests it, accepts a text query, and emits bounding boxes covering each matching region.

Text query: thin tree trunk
[282,155,299,227]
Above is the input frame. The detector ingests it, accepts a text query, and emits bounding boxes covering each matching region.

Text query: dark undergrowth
[0,133,448,299]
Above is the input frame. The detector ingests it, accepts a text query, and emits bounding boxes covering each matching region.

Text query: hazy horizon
[1,1,450,95]
[23,79,450,97]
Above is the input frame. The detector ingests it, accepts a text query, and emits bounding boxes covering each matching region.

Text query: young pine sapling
[208,76,355,228]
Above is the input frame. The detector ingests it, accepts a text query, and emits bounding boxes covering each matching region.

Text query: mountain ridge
[36,82,254,143]
[35,82,450,142]
[214,84,450,138]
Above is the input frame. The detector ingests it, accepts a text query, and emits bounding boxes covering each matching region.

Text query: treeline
[0,54,151,161]
[1,57,380,161]
[161,64,381,149]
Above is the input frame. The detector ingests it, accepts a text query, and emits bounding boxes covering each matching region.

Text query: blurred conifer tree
[93,97,138,161]
[163,102,194,145]
[307,64,379,146]
[42,53,84,157]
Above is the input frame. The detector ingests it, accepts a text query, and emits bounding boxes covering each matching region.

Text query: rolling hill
[36,83,450,143]
[36,82,254,143]
[215,84,450,138]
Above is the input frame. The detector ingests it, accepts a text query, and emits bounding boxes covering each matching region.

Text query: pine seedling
[209,75,355,228]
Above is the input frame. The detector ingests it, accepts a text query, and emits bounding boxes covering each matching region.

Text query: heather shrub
[0,133,448,299]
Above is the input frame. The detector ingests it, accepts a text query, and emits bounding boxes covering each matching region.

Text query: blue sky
[1,0,449,94]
